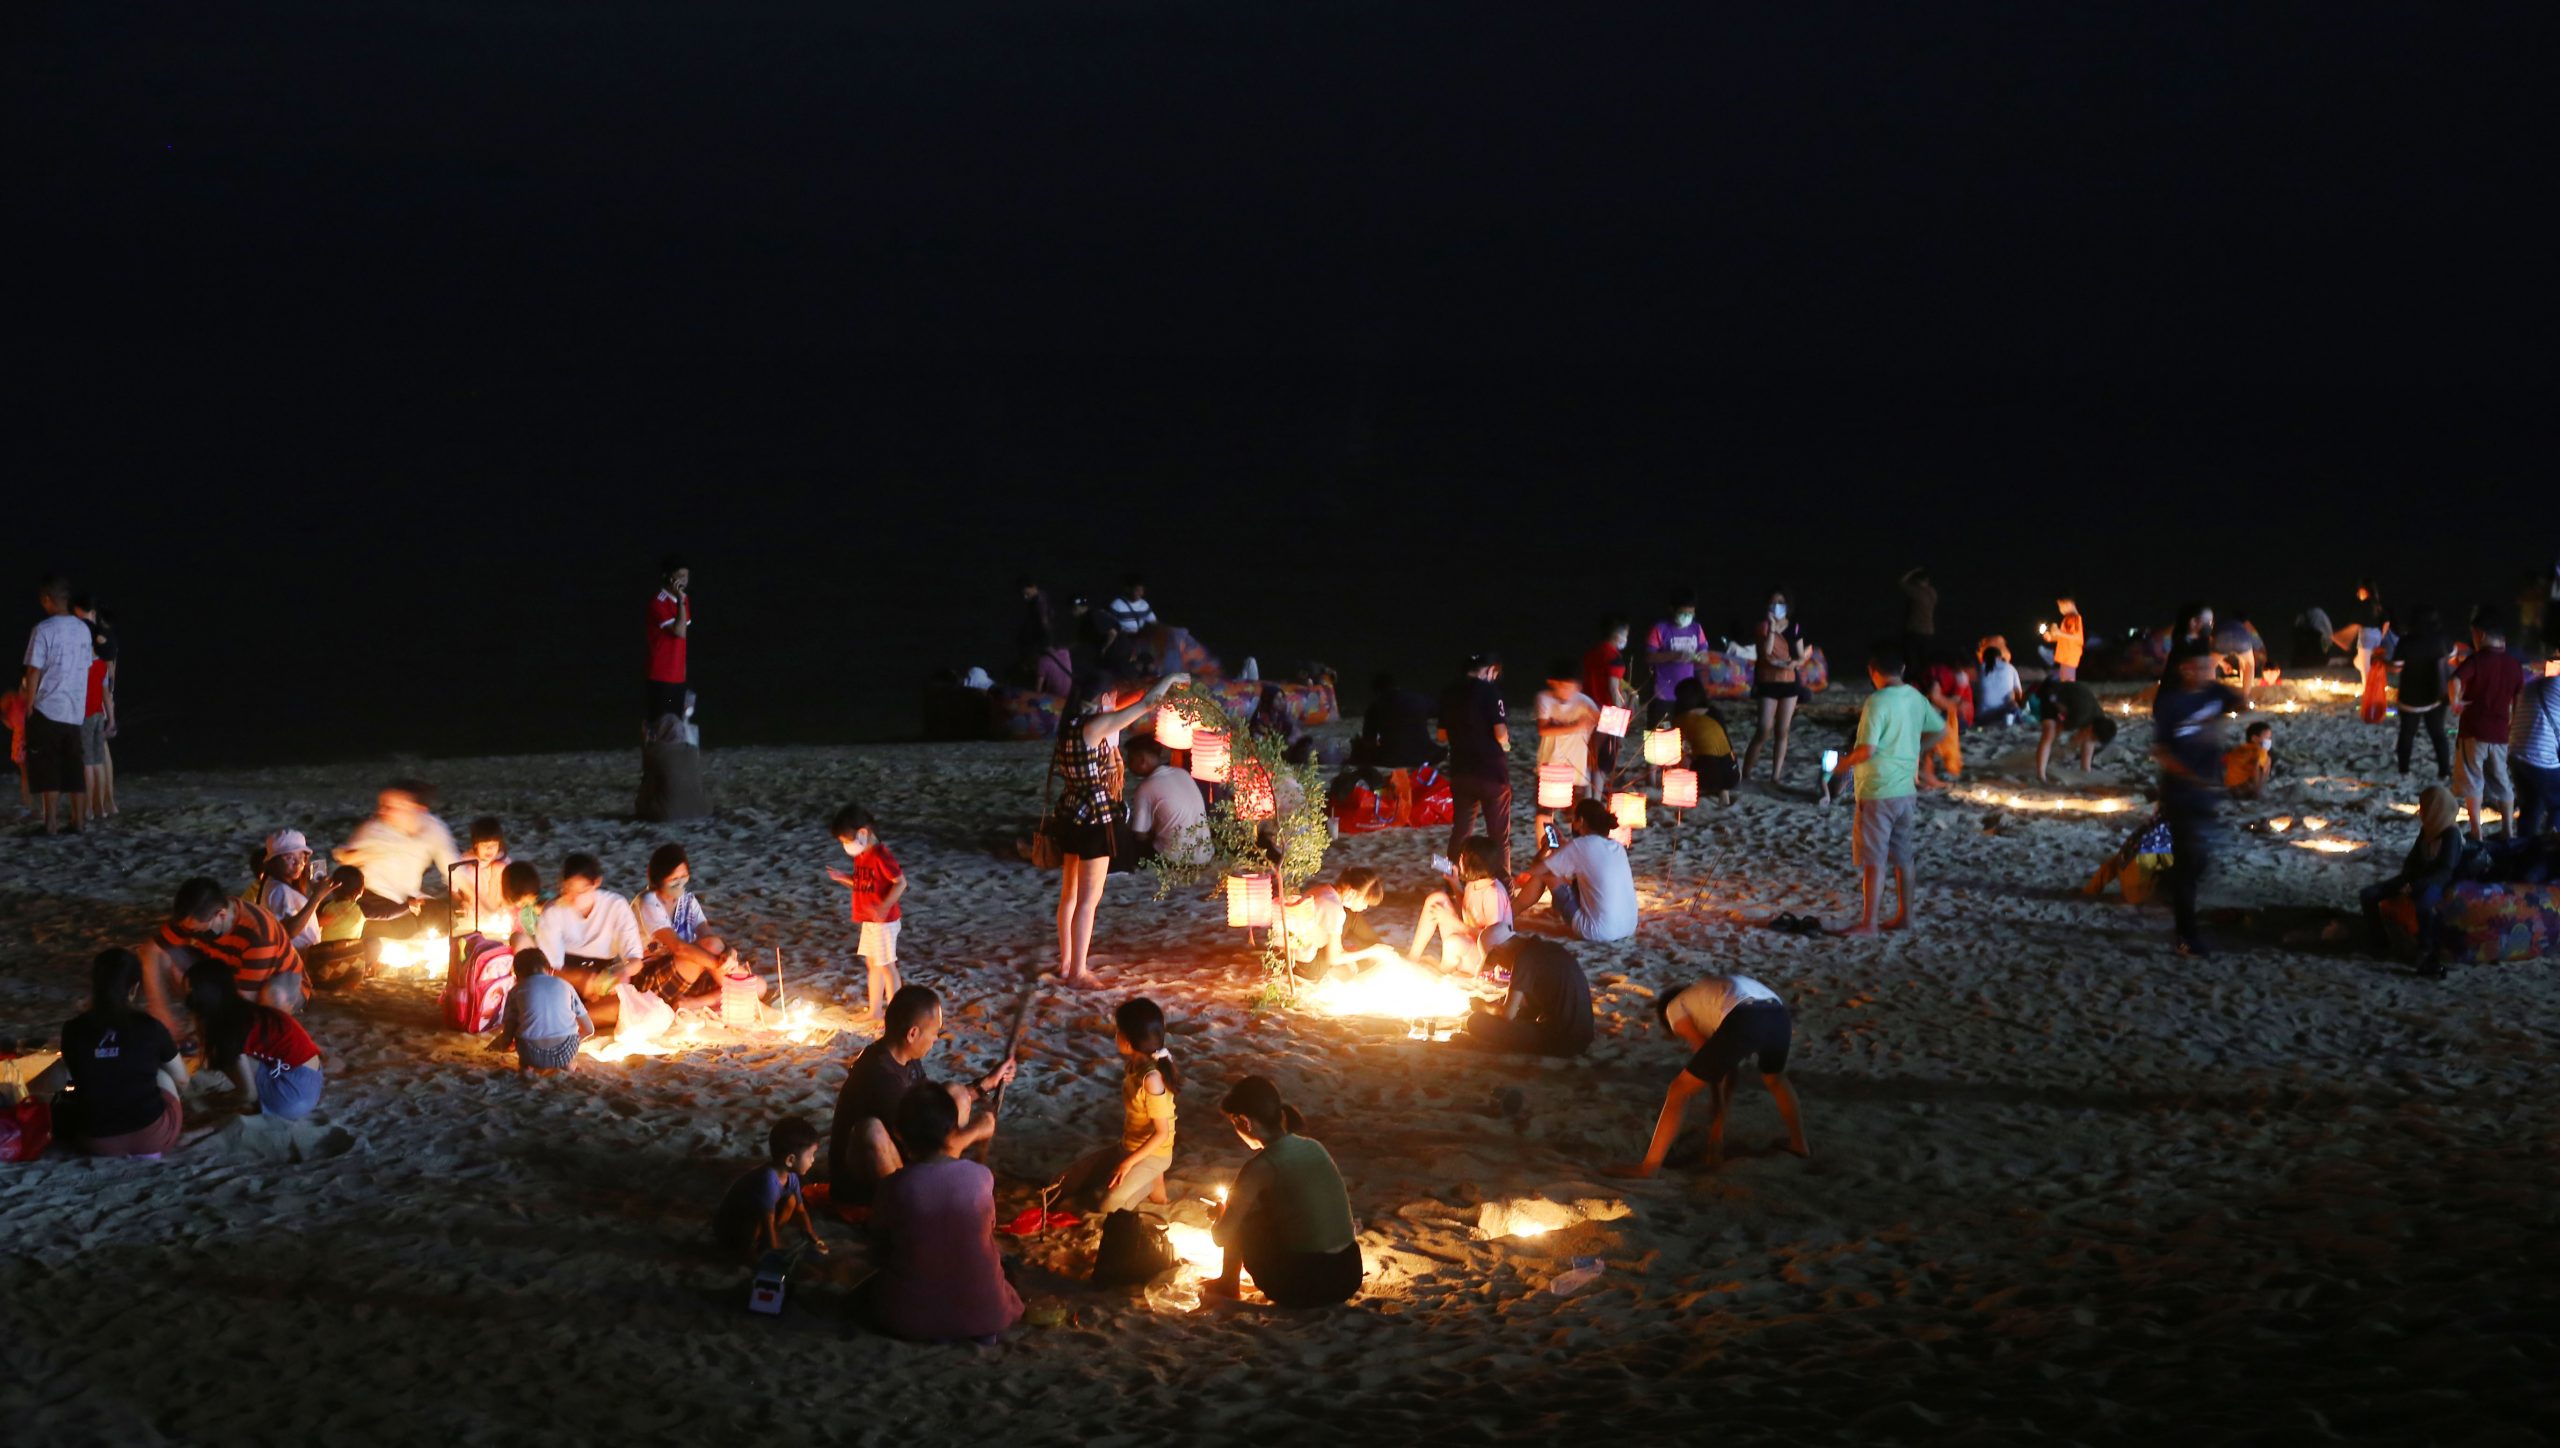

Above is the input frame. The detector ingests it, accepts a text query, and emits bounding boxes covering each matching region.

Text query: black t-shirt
[2392,632,2449,708]
[1362,690,1439,769]
[1435,677,1511,782]
[2046,681,2100,730]
[1502,939,1594,1051]
[59,1009,177,1139]
[827,1040,928,1195]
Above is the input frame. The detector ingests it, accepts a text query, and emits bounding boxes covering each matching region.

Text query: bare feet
[1880,915,1908,931]
[1832,922,1880,938]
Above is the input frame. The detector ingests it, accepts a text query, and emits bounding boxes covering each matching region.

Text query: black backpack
[1090,1210,1176,1288]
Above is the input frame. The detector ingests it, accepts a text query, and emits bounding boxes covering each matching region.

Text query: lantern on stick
[1225,874,1274,928]
[1596,705,1631,738]
[1189,730,1230,783]
[1661,767,1699,811]
[1642,728,1681,767]
[1232,760,1275,821]
[1536,763,1577,811]
[1155,704,1194,751]
[1610,790,1647,830]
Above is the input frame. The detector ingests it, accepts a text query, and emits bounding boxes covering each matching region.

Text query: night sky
[9,2,2545,769]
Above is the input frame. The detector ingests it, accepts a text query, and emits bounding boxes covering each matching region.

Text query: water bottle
[1549,1256,1604,1297]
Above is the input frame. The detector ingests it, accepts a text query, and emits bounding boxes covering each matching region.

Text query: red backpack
[442,941,518,1033]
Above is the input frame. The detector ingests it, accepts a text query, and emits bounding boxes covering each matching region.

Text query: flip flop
[1002,1205,1050,1237]
[1043,1209,1084,1230]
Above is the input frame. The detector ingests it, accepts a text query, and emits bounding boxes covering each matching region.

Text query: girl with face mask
[1742,590,1810,784]
[1644,592,1709,722]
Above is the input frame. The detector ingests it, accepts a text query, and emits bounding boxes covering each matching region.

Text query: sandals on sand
[1767,912,1824,936]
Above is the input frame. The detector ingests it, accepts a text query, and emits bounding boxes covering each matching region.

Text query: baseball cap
[263,829,310,860]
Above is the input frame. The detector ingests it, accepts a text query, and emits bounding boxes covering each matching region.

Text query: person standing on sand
[1824,647,1941,937]
[646,557,691,725]
[1642,592,1710,727]
[1049,669,1188,988]
[1898,567,1938,676]
[2033,676,2114,782]
[2152,641,2245,957]
[2390,607,2455,781]
[1436,653,1514,878]
[71,595,116,820]
[2045,595,2086,682]
[1741,588,1810,785]
[1603,974,1809,1179]
[2447,614,2528,842]
[1580,615,1635,794]
[19,575,93,836]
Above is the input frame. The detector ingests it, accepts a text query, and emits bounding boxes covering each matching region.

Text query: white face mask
[1770,603,1788,620]
[1674,612,1695,628]
[842,836,871,857]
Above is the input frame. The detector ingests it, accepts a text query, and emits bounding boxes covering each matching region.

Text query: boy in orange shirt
[2046,596,2086,681]
[2222,721,2273,799]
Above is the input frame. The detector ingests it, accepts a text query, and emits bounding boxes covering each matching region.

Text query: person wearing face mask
[638,841,739,1001]
[1643,592,1710,726]
[537,853,649,1031]
[646,557,692,726]
[1741,589,1810,785]
[827,805,908,1024]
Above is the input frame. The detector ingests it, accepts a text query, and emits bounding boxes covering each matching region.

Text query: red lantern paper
[1155,705,1194,751]
[1596,705,1631,738]
[1610,790,1647,830]
[1536,763,1577,810]
[1232,761,1275,821]
[1225,874,1274,928]
[1189,730,1230,783]
[1661,768,1699,810]
[1642,728,1682,767]
[1609,826,1634,849]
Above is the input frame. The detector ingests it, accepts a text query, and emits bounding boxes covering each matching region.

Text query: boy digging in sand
[715,1117,831,1264]
[1603,974,1808,1178]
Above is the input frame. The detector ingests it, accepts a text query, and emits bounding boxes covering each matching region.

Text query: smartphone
[1540,821,1564,852]
[1428,854,1454,876]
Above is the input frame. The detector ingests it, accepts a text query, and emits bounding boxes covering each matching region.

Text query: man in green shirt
[1825,647,1943,937]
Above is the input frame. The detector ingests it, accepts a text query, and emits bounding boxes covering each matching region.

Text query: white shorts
[858,919,901,968]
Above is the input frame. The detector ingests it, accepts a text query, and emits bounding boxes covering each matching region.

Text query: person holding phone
[646,556,691,725]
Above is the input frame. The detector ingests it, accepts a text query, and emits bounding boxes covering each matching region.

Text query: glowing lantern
[1661,768,1699,809]
[1610,791,1647,830]
[1609,826,1634,848]
[1231,762,1275,821]
[1642,728,1681,767]
[1189,730,1230,783]
[1155,705,1194,751]
[1536,763,1577,810]
[1225,874,1274,928]
[1596,705,1631,738]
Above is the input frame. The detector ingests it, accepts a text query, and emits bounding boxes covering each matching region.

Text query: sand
[2,683,2554,1447]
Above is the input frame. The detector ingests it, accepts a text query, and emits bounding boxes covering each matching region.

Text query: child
[307,865,373,988]
[1602,974,1809,1179]
[500,861,545,948]
[1278,867,1401,979]
[184,960,325,1121]
[1671,679,1739,804]
[1053,996,1180,1214]
[487,949,594,1074]
[714,1116,831,1264]
[2224,721,2274,800]
[450,816,513,939]
[2,690,27,814]
[1408,839,1514,976]
[2045,596,2086,681]
[827,805,907,1022]
[1533,661,1600,836]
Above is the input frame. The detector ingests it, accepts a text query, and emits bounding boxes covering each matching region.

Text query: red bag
[1,1095,52,1163]
[1407,763,1455,829]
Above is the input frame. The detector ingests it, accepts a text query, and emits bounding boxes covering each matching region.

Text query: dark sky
[8,2,2548,768]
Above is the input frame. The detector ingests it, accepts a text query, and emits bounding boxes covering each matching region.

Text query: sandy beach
[3,685,2553,1447]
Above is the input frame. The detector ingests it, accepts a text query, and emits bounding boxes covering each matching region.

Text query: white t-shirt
[537,891,646,969]
[634,887,708,945]
[1279,886,1345,964]
[1976,660,2020,710]
[258,879,321,951]
[1667,975,1782,1037]
[1130,766,1210,865]
[335,814,463,903]
[22,614,94,725]
[1544,834,1637,942]
[1535,688,1600,773]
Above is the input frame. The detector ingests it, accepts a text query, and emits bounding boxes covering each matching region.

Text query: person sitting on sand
[1511,799,1637,943]
[2080,811,2169,899]
[1603,974,1808,1178]
[713,1117,830,1265]
[1049,670,1190,989]
[448,817,514,940]
[57,949,188,1159]
[1125,737,1210,868]
[1206,1076,1361,1308]
[1051,997,1180,1214]
[1408,838,1514,975]
[537,853,647,1028]
[636,842,737,1000]
[306,866,373,989]
[498,862,543,947]
[249,830,337,953]
[2223,721,2275,800]
[185,960,324,1121]
[1278,868,1402,979]
[863,1083,1024,1344]
[2034,676,2113,783]
[1456,937,1593,1057]
[1915,657,1968,788]
[139,877,309,1033]
[487,949,596,1074]
[333,779,462,961]
[1974,644,2026,728]
[1671,678,1740,804]
[2359,785,2468,978]
[825,985,1015,1207]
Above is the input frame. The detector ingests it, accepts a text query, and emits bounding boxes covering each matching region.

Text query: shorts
[25,713,83,793]
[1853,795,1919,873]
[79,714,109,765]
[859,919,902,968]
[254,1061,325,1121]
[1047,812,1121,861]
[1751,679,1809,703]
[1684,1001,1793,1082]
[517,1034,580,1070]
[2454,738,2511,802]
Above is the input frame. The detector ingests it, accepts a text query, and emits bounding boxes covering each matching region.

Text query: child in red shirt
[826,805,908,1023]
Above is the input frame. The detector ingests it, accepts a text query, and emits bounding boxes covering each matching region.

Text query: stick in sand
[979,971,1042,1173]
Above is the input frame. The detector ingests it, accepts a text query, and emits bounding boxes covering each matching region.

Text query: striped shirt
[158,898,305,987]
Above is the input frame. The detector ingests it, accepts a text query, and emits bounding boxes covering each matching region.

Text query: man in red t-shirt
[646,558,691,725]
[2448,617,2529,840]
[1581,615,1632,793]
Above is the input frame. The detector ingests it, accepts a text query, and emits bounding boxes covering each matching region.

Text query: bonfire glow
[2302,816,2330,832]
[376,930,445,974]
[2267,816,2293,833]
[1953,787,2135,814]
[1305,958,1472,1026]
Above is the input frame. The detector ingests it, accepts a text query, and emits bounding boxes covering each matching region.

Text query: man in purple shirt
[1644,590,1709,724]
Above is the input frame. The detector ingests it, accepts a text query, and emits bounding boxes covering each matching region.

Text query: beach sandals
[1767,912,1824,936]
[1001,1205,1084,1237]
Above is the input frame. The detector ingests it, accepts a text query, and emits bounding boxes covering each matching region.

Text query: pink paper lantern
[1642,728,1681,767]
[1661,768,1699,810]
[1610,790,1647,830]
[1225,874,1274,928]
[1231,761,1275,821]
[1189,730,1230,783]
[1155,704,1194,751]
[1609,826,1634,849]
[1536,763,1577,811]
[1596,705,1631,738]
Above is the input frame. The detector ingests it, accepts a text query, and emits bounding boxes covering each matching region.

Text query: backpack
[442,942,517,1034]
[1090,1209,1177,1287]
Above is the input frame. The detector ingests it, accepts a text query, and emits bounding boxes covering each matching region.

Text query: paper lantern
[1225,874,1274,928]
[1155,705,1194,751]
[1610,790,1647,830]
[1642,728,1681,766]
[1661,768,1699,810]
[1596,705,1631,738]
[1232,761,1275,821]
[1189,730,1230,783]
[1536,763,1577,810]
[1609,826,1634,849]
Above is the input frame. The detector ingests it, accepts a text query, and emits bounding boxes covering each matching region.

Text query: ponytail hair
[1219,1074,1304,1140]
[184,960,255,1071]
[89,948,143,1026]
[1454,838,1498,884]
[1115,996,1180,1094]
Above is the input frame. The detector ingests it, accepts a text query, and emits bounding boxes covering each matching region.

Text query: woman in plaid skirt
[1050,669,1189,988]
